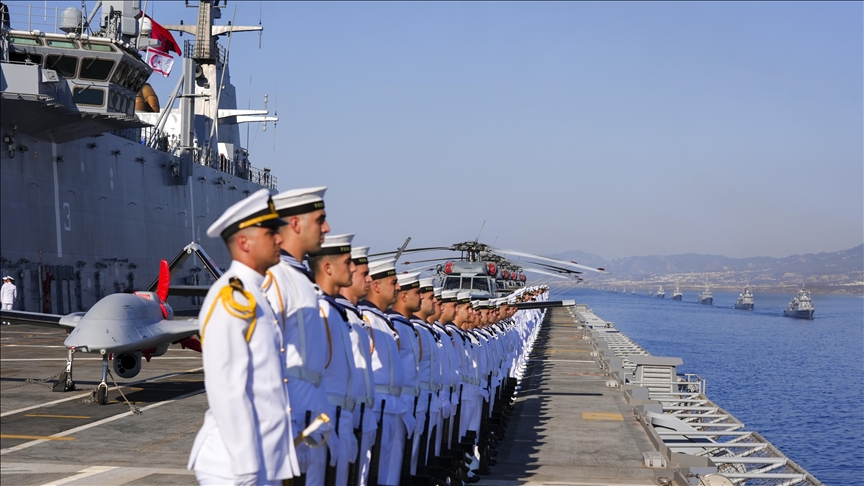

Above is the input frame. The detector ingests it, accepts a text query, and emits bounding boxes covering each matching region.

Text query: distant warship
[697,283,713,305]
[734,285,754,310]
[655,285,665,299]
[670,282,682,301]
[784,287,815,319]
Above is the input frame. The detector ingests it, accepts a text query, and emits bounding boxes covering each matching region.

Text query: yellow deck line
[582,412,624,421]
[1,435,75,441]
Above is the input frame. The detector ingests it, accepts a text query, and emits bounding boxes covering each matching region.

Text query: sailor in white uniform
[359,259,410,486]
[188,188,300,486]
[336,246,378,486]
[308,234,360,485]
[264,186,333,484]
[1,276,16,310]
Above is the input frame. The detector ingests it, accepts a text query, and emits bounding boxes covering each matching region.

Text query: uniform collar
[230,260,265,289]
[320,292,349,323]
[279,250,315,282]
[335,296,363,319]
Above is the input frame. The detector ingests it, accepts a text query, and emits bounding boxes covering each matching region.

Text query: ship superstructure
[655,285,665,298]
[671,282,682,300]
[1,1,276,314]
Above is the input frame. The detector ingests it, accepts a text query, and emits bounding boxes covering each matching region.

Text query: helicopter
[372,239,606,297]
[0,243,219,405]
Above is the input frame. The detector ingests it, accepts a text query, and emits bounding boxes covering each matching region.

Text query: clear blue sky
[83,2,864,258]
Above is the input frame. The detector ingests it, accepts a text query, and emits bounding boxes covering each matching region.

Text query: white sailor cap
[369,259,397,280]
[456,291,472,305]
[3,275,13,281]
[207,188,286,240]
[507,295,517,304]
[310,233,353,256]
[272,186,327,217]
[419,277,435,293]
[473,299,490,309]
[433,287,443,298]
[440,290,458,303]
[351,246,370,265]
[396,272,421,290]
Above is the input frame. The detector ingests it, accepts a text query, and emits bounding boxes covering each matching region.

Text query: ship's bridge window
[82,42,115,52]
[45,54,78,78]
[131,70,149,92]
[73,87,105,106]
[80,58,115,81]
[47,39,78,49]
[8,49,42,65]
[111,62,131,85]
[8,36,41,46]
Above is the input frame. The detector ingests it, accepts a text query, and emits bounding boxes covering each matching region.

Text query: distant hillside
[550,245,863,293]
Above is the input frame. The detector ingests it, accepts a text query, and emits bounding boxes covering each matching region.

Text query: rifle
[400,394,419,483]
[368,399,386,486]
[324,405,341,486]
[347,402,365,486]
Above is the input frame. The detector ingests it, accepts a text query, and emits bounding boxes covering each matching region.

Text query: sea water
[554,287,864,485]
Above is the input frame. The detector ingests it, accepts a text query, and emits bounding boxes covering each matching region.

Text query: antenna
[272,79,278,153]
[258,1,263,48]
[474,220,486,243]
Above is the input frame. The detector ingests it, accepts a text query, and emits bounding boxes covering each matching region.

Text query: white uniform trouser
[195,471,281,486]
[356,428,377,486]
[377,412,406,486]
[2,303,11,309]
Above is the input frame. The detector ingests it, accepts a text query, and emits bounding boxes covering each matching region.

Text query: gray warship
[734,285,755,310]
[783,286,815,319]
[670,282,682,300]
[697,282,713,305]
[1,1,276,314]
[655,285,665,298]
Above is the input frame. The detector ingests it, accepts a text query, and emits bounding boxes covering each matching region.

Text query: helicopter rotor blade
[492,247,607,274]
[369,246,453,258]
[526,261,584,274]
[520,267,571,280]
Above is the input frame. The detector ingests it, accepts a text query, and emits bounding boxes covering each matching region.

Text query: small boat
[655,286,665,299]
[784,286,815,319]
[671,282,683,301]
[698,283,713,305]
[648,289,655,298]
[734,285,755,310]
[631,289,636,295]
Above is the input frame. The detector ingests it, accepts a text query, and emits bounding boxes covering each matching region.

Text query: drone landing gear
[96,353,110,405]
[53,348,76,392]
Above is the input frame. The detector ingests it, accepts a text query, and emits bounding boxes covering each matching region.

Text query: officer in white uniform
[188,188,300,486]
[1,276,16,311]
[264,186,333,485]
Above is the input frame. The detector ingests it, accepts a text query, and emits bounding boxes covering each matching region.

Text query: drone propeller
[492,247,607,273]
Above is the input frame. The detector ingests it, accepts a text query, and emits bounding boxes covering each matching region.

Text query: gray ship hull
[698,297,713,305]
[735,303,754,310]
[784,309,814,319]
[0,133,267,314]
[671,295,682,301]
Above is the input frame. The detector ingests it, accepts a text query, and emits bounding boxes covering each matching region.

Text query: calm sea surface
[553,287,863,485]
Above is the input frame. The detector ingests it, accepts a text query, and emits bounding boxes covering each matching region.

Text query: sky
[38,1,864,259]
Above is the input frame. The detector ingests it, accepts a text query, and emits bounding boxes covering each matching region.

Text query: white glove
[440,397,453,419]
[233,473,258,486]
[343,430,359,464]
[326,431,341,467]
[402,412,416,438]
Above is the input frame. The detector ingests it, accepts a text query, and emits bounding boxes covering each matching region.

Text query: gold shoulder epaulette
[201,277,259,343]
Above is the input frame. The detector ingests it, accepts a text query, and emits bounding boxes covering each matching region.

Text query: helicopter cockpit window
[471,278,490,292]
[443,277,461,290]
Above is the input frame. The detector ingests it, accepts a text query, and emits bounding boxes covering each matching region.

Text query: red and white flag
[145,48,174,77]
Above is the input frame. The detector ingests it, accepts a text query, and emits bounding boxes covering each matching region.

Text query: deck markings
[39,465,117,486]
[581,412,624,421]
[24,414,90,419]
[0,435,75,441]
[0,367,203,418]
[0,388,205,456]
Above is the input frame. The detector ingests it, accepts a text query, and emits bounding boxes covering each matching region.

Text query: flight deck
[1,306,822,485]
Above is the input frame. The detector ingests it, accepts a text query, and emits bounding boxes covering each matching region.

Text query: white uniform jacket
[188,261,300,481]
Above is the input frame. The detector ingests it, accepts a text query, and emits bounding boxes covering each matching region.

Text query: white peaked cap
[419,277,436,291]
[507,295,517,304]
[396,272,421,289]
[433,287,443,298]
[441,290,458,302]
[272,186,327,217]
[311,233,354,256]
[456,291,472,304]
[207,188,286,239]
[351,246,370,263]
[368,259,397,280]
